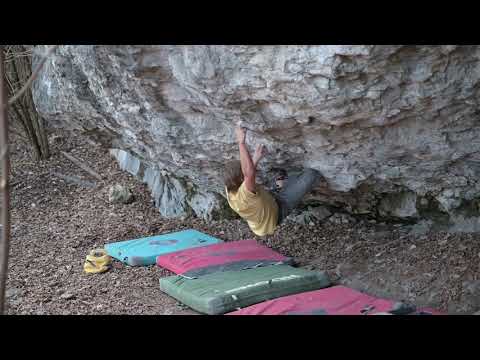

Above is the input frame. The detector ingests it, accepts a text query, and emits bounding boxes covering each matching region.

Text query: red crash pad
[227,285,444,315]
[156,239,292,277]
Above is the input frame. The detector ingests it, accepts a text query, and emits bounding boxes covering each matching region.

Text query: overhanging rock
[31,45,480,230]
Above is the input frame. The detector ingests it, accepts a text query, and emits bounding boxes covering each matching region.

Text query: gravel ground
[5,129,480,314]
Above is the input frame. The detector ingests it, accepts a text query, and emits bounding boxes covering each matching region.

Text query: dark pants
[272,168,321,224]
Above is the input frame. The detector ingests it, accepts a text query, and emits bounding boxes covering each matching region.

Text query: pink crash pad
[227,285,444,315]
[156,239,292,277]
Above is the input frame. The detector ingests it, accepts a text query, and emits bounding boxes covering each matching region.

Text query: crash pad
[227,285,444,315]
[159,264,331,315]
[104,229,222,266]
[156,239,293,277]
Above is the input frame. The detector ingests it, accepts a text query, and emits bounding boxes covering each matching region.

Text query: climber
[224,124,321,236]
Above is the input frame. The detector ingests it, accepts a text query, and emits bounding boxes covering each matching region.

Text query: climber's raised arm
[235,125,256,192]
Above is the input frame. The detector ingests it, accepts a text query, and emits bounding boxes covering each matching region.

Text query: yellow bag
[84,248,111,274]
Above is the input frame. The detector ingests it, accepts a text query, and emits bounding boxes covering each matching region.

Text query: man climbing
[225,124,321,236]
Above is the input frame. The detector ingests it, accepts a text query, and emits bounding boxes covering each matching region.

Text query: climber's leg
[274,168,322,224]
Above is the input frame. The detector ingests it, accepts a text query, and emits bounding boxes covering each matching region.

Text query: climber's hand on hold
[253,144,266,166]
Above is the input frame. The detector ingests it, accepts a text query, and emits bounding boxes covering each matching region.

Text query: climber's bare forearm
[235,125,256,191]
[252,144,266,169]
[239,143,256,188]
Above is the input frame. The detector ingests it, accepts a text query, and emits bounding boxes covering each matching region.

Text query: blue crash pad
[104,229,222,266]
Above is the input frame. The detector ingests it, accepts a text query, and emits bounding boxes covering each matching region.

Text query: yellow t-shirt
[226,182,279,236]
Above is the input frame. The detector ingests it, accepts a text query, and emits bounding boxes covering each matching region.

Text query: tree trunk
[3,45,49,160]
[0,45,12,314]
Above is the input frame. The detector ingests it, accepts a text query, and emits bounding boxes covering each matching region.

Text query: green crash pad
[159,265,331,315]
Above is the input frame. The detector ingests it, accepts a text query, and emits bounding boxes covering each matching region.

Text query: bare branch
[52,172,97,189]
[7,45,58,107]
[61,151,103,181]
[8,126,27,142]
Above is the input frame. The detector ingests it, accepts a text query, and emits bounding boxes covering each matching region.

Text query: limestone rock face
[32,45,480,230]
